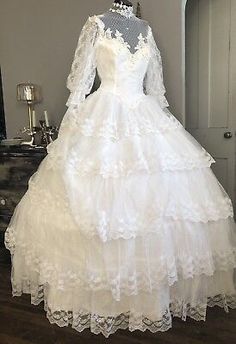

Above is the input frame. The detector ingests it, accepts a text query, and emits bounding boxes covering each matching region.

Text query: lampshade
[17,82,41,103]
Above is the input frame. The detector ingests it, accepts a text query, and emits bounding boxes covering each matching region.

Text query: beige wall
[0,0,186,138]
[141,0,186,122]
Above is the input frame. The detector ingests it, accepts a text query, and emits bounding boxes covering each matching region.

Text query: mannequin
[99,1,149,54]
[114,0,133,6]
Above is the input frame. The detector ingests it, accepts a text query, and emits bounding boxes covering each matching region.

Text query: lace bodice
[65,15,169,114]
[100,11,149,53]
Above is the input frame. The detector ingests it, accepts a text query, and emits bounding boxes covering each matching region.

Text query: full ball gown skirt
[4,15,236,337]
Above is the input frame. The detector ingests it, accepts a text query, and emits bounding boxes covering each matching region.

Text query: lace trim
[46,296,236,337]
[61,152,215,178]
[25,179,234,241]
[67,109,182,141]
[69,213,235,242]
[21,176,234,244]
[5,227,236,292]
[8,280,236,338]
[47,138,216,176]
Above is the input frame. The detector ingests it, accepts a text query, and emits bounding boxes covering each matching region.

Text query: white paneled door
[186,0,236,208]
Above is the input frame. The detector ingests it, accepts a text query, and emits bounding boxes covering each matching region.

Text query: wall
[140,0,186,122]
[0,0,186,138]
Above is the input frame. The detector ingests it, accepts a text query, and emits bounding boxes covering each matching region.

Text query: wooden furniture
[0,146,47,261]
[0,68,6,140]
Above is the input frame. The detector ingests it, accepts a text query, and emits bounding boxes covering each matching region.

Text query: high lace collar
[109,2,135,19]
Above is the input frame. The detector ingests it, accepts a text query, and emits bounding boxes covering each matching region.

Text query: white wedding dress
[4,14,236,337]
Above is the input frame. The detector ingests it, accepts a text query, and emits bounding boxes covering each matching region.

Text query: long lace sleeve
[66,16,98,108]
[144,27,169,109]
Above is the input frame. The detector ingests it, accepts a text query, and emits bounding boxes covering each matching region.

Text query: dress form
[114,0,133,6]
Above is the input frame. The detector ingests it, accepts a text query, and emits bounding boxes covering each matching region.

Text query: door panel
[186,0,236,206]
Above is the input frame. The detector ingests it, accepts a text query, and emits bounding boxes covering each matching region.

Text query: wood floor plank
[0,333,35,344]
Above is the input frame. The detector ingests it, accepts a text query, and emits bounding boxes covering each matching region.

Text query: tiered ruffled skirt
[5,89,236,337]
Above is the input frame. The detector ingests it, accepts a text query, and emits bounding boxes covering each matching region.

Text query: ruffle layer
[5,189,236,293]
[24,158,233,240]
[62,91,180,140]
[46,292,236,337]
[5,207,236,333]
[5,262,236,337]
[34,89,233,241]
[47,133,214,176]
[6,192,236,333]
[45,294,236,337]
[51,90,215,174]
[5,157,236,297]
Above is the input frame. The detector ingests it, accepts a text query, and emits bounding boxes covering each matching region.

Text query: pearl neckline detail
[109,2,135,19]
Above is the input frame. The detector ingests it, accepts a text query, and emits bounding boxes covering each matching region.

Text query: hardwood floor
[0,259,236,344]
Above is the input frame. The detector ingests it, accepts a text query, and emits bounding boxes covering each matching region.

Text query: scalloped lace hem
[10,288,236,337]
[46,296,236,337]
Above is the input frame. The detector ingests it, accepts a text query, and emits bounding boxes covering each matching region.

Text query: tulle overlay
[5,87,236,336]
